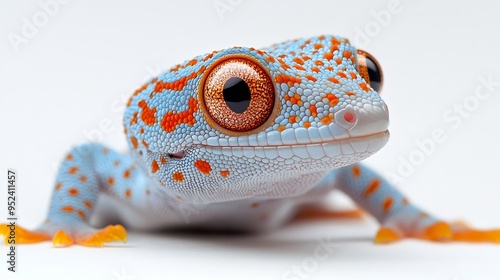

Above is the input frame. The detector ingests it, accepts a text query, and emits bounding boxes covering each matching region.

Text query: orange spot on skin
[303,122,311,128]
[68,166,78,175]
[265,56,276,63]
[289,116,298,124]
[55,182,62,191]
[142,140,149,148]
[321,116,331,124]
[383,197,394,213]
[170,64,181,72]
[77,210,87,221]
[220,170,230,178]
[68,188,79,196]
[107,177,115,186]
[130,137,138,149]
[161,97,198,133]
[314,43,323,50]
[251,203,260,208]
[186,58,198,67]
[352,165,361,178]
[326,66,334,71]
[360,83,370,92]
[84,200,93,209]
[364,179,380,196]
[290,93,302,105]
[309,104,317,117]
[278,125,286,132]
[61,206,74,213]
[346,91,356,97]
[328,77,340,84]
[293,57,304,65]
[203,52,214,61]
[153,72,197,93]
[160,157,167,165]
[114,160,120,167]
[277,59,291,70]
[294,65,306,71]
[138,100,157,126]
[315,60,324,66]
[325,93,339,106]
[123,169,131,179]
[194,160,212,175]
[306,75,317,82]
[302,55,311,61]
[335,58,342,65]
[66,154,73,160]
[311,67,320,73]
[275,75,301,87]
[343,51,351,58]
[197,65,206,75]
[125,188,132,199]
[172,171,185,182]
[151,160,160,173]
[350,72,357,79]
[130,112,138,125]
[338,72,347,78]
[323,52,333,60]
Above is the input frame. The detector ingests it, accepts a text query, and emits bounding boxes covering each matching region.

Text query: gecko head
[124,35,389,203]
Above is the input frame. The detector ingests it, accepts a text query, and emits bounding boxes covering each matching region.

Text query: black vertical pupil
[223,77,251,113]
[365,56,382,92]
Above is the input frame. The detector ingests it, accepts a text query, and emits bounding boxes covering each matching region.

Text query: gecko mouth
[201,130,389,160]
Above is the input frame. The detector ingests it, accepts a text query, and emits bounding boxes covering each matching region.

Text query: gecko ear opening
[356,49,383,94]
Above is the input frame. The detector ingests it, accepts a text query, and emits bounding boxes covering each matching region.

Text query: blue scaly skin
[2,35,499,246]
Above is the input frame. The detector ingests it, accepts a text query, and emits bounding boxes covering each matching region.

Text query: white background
[1,0,500,279]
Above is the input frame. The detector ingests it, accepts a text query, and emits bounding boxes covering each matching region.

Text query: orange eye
[202,58,275,132]
[356,49,384,93]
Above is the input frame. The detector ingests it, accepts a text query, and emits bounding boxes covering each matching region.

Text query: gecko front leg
[332,163,500,243]
[1,143,148,247]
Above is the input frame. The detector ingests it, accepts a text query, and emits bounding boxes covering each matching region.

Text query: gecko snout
[334,101,389,138]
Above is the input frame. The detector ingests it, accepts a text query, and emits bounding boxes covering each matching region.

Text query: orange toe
[422,221,452,242]
[0,224,51,244]
[77,225,127,247]
[452,227,500,243]
[375,227,401,244]
[53,230,74,247]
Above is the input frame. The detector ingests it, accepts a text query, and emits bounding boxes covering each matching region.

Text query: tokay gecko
[2,35,499,247]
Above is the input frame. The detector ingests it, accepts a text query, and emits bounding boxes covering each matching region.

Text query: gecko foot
[0,224,51,244]
[375,220,500,244]
[0,223,127,247]
[450,222,500,243]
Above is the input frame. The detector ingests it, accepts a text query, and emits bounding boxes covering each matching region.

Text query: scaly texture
[1,35,498,246]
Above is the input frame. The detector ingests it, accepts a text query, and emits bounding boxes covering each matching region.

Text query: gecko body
[2,35,499,246]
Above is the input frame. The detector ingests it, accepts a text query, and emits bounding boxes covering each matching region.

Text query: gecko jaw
[201,130,389,160]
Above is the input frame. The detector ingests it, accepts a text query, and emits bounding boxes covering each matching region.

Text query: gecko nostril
[344,111,356,124]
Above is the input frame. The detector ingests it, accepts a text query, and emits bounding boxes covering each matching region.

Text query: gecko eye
[202,57,275,132]
[356,50,383,93]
